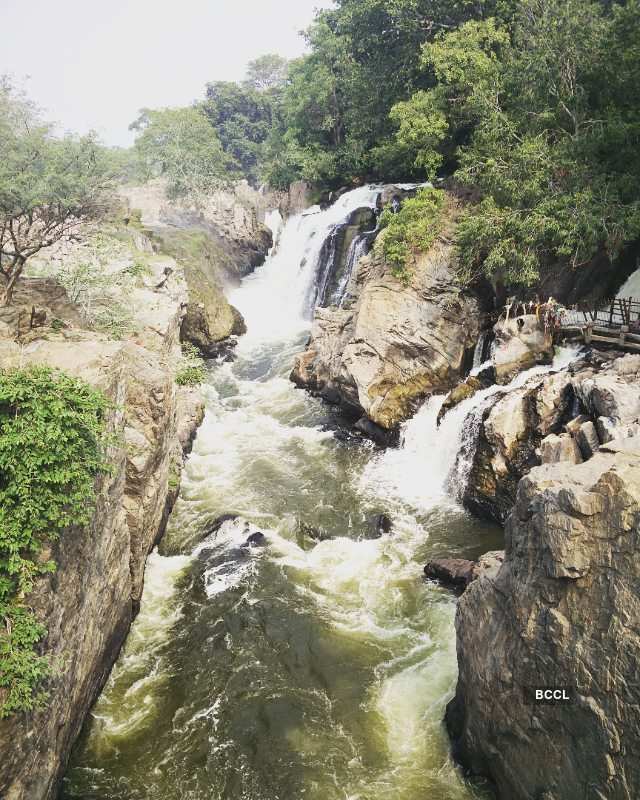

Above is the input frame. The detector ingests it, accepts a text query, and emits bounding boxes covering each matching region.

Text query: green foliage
[261,0,510,187]
[0,367,108,716]
[131,106,233,200]
[202,82,275,185]
[452,0,640,286]
[244,54,289,92]
[0,79,115,303]
[376,188,447,281]
[176,343,206,386]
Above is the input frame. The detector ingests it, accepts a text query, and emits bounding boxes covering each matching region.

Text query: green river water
[62,192,502,800]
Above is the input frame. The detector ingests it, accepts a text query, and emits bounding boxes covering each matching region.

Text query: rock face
[121,179,273,281]
[461,353,640,524]
[0,233,204,799]
[493,314,554,384]
[120,180,277,357]
[461,370,574,524]
[291,233,483,431]
[447,449,640,800]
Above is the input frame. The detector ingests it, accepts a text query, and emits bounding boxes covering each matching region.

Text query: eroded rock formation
[461,352,640,524]
[291,229,483,432]
[447,446,640,800]
[0,234,205,799]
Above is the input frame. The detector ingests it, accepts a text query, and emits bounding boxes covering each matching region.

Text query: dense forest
[128,0,640,292]
[2,0,639,296]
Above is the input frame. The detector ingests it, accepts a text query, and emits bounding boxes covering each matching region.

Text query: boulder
[424,551,505,592]
[540,433,583,465]
[424,558,475,590]
[575,420,601,460]
[447,450,640,800]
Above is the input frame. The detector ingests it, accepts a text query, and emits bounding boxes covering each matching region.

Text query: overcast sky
[0,0,334,147]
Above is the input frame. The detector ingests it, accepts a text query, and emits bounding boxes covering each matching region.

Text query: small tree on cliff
[0,81,113,305]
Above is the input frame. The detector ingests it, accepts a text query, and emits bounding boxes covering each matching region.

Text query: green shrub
[0,367,108,717]
[175,343,207,386]
[376,188,446,282]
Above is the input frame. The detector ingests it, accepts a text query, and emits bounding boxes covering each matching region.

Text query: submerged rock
[425,551,504,592]
[243,531,267,548]
[447,450,640,799]
[367,513,393,539]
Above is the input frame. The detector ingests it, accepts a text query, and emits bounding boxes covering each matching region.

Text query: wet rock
[424,558,475,590]
[243,531,267,548]
[204,514,240,536]
[448,451,640,800]
[438,366,496,425]
[354,416,400,448]
[368,513,393,538]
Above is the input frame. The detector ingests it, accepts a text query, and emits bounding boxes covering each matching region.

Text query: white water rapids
[63,189,576,800]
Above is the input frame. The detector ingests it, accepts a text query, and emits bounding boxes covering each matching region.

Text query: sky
[0,0,334,147]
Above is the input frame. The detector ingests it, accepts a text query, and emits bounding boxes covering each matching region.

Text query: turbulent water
[62,189,511,800]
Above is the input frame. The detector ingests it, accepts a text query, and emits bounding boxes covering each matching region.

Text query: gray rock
[447,451,640,800]
[540,433,583,465]
[0,230,205,799]
[576,420,601,460]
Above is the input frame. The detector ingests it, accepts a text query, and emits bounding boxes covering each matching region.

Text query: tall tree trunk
[1,259,25,306]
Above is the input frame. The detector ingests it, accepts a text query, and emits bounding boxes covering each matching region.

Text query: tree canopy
[130,105,233,199]
[0,80,115,304]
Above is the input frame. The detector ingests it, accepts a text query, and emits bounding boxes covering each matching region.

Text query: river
[62,188,509,800]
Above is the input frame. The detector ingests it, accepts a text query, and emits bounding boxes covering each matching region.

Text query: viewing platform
[560,297,640,352]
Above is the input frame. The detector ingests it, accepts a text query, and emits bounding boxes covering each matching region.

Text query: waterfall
[471,331,495,371]
[309,206,378,310]
[229,186,381,348]
[362,345,581,513]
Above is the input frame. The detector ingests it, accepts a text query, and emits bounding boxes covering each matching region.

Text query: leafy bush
[376,188,447,282]
[176,343,207,386]
[0,367,108,716]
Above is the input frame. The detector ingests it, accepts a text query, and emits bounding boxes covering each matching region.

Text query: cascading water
[63,188,561,800]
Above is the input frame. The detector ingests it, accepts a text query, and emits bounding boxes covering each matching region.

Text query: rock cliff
[460,352,640,524]
[291,224,483,434]
[447,445,640,800]
[0,227,205,799]
[121,180,272,357]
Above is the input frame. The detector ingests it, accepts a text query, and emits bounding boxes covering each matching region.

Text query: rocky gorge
[286,187,640,799]
[0,183,271,799]
[0,179,639,800]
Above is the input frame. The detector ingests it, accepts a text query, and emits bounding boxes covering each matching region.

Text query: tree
[244,54,289,92]
[131,105,233,199]
[202,82,274,185]
[0,82,114,305]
